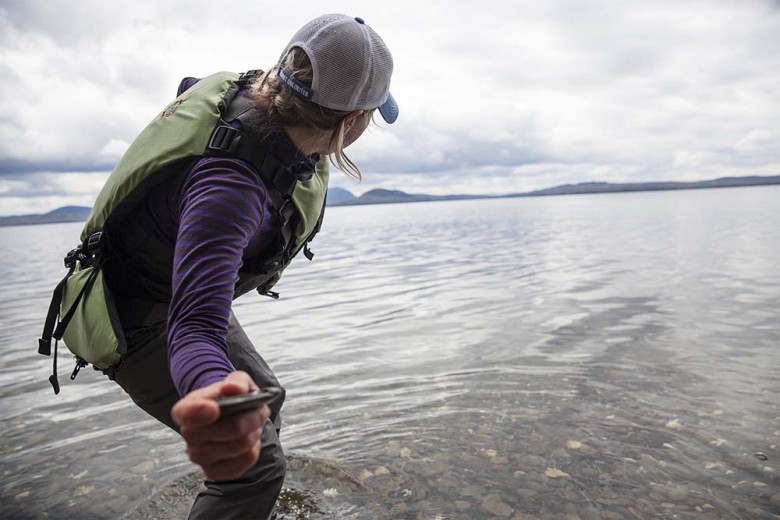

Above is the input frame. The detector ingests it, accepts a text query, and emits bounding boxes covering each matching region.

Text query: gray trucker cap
[278,14,398,123]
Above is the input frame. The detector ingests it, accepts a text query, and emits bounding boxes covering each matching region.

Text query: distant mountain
[46,206,93,218]
[329,188,490,206]
[0,206,91,227]
[346,188,425,205]
[326,187,356,204]
[2,174,779,226]
[521,175,780,197]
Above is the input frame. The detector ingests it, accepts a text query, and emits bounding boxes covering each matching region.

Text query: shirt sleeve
[177,77,200,97]
[167,157,268,396]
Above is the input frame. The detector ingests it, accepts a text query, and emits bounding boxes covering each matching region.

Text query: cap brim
[378,92,398,124]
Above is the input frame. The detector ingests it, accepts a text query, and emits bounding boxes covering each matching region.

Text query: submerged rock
[544,468,571,478]
[481,494,513,517]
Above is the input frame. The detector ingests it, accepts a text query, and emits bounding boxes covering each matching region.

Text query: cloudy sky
[1,0,779,216]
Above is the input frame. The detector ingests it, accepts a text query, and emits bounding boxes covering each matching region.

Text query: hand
[171,371,270,481]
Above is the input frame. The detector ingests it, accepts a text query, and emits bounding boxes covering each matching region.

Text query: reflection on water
[1,186,779,519]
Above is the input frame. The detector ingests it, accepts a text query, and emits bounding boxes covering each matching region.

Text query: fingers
[181,407,266,444]
[220,371,260,397]
[186,425,262,469]
[172,397,220,428]
[196,438,262,482]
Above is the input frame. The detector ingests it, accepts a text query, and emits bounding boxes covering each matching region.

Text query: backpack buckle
[87,231,103,254]
[207,124,241,154]
[64,248,80,268]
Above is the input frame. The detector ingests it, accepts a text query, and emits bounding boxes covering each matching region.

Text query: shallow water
[1,186,779,519]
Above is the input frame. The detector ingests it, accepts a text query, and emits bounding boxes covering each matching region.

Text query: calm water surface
[1,186,779,519]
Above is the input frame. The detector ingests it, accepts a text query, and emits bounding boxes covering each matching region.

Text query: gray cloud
[1,0,780,214]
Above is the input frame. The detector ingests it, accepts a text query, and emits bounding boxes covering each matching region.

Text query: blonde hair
[250,48,374,181]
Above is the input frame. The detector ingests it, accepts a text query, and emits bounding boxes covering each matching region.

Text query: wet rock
[565,440,583,450]
[491,456,509,465]
[516,488,536,499]
[665,419,682,430]
[544,468,570,478]
[454,500,471,510]
[481,494,513,517]
[635,498,651,510]
[74,485,94,497]
[521,454,547,467]
[416,460,447,478]
[459,485,481,497]
[431,475,459,494]
[770,494,780,507]
[666,486,688,501]
[372,476,401,494]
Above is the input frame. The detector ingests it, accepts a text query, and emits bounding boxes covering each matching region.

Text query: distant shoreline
[2,174,778,227]
[329,174,780,207]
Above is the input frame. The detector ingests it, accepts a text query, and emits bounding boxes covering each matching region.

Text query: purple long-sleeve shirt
[108,76,317,396]
[166,156,268,394]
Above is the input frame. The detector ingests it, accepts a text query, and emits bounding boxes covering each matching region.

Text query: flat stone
[455,500,471,510]
[516,488,536,499]
[482,494,513,517]
[666,486,688,501]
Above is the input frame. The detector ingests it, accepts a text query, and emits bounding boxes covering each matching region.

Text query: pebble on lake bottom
[454,500,471,510]
[544,468,571,478]
[665,418,682,430]
[481,494,513,517]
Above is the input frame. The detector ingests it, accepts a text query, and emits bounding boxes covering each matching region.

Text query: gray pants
[111,311,286,520]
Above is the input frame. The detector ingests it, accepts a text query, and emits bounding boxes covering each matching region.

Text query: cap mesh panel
[279,14,394,112]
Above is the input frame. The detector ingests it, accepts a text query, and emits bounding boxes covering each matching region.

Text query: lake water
[1,186,779,519]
